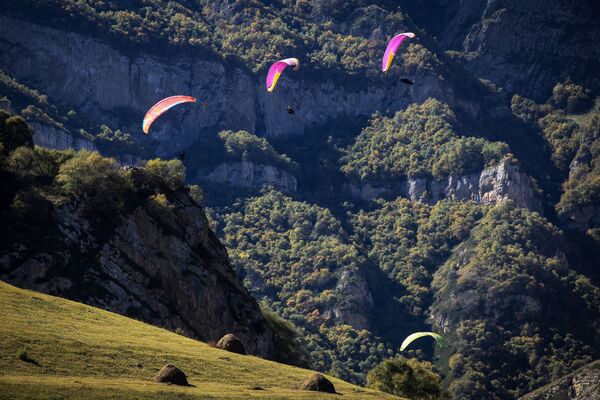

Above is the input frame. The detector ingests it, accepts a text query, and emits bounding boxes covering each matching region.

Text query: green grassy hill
[0,280,400,400]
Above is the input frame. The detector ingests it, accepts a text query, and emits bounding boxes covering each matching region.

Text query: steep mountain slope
[0,2,494,147]
[1,2,599,400]
[0,119,273,357]
[409,0,600,100]
[0,280,400,399]
[211,189,400,382]
[431,202,600,399]
[519,360,600,400]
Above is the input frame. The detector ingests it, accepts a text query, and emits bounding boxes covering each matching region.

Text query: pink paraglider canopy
[142,96,198,134]
[266,58,300,92]
[382,32,415,73]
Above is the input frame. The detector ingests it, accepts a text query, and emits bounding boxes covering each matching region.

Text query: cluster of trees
[367,357,449,400]
[213,184,599,398]
[7,1,439,77]
[211,189,394,383]
[217,130,297,173]
[554,113,600,233]
[351,198,485,318]
[341,99,510,182]
[0,110,199,243]
[211,188,487,385]
[511,81,599,231]
[431,202,600,399]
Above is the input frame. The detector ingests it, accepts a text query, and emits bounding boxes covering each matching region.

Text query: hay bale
[153,364,188,386]
[300,373,336,393]
[216,333,246,355]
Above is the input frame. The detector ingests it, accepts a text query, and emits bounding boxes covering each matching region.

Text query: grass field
[0,281,400,399]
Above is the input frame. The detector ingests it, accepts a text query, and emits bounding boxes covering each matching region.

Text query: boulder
[216,333,246,355]
[153,364,188,386]
[300,373,336,393]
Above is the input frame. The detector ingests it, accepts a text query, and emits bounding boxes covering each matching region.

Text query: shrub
[95,124,132,144]
[218,130,297,173]
[0,112,33,153]
[7,146,73,179]
[262,306,311,368]
[550,81,592,113]
[143,158,185,191]
[187,184,204,206]
[511,94,551,123]
[367,357,448,400]
[147,193,177,226]
[21,105,64,130]
[55,151,131,215]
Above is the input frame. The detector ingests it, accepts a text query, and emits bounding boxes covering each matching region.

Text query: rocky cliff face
[30,121,96,152]
[332,269,373,330]
[0,97,96,151]
[347,159,542,212]
[519,360,600,400]
[201,161,297,193]
[0,15,462,148]
[424,0,600,100]
[0,191,273,357]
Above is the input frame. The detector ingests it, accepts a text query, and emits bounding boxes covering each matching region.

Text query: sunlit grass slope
[0,281,400,399]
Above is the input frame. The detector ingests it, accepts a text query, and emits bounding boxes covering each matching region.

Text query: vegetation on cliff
[431,202,600,399]
[1,2,599,400]
[351,198,485,317]
[341,99,510,182]
[4,0,423,77]
[512,82,600,232]
[217,130,297,172]
[212,189,394,383]
[0,68,139,155]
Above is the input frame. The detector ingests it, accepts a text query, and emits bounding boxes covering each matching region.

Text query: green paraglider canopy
[400,332,444,352]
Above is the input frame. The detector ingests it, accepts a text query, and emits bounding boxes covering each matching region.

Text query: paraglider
[382,32,415,73]
[142,96,203,134]
[400,78,414,85]
[266,58,300,92]
[400,332,444,352]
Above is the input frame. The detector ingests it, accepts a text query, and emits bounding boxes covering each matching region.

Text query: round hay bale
[300,373,336,393]
[153,364,188,386]
[216,333,246,355]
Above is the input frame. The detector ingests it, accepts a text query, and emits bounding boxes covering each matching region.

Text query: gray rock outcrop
[333,269,373,330]
[30,121,96,152]
[202,162,297,193]
[519,360,600,400]
[348,159,542,212]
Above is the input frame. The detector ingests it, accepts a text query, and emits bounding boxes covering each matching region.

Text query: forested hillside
[1,1,599,400]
